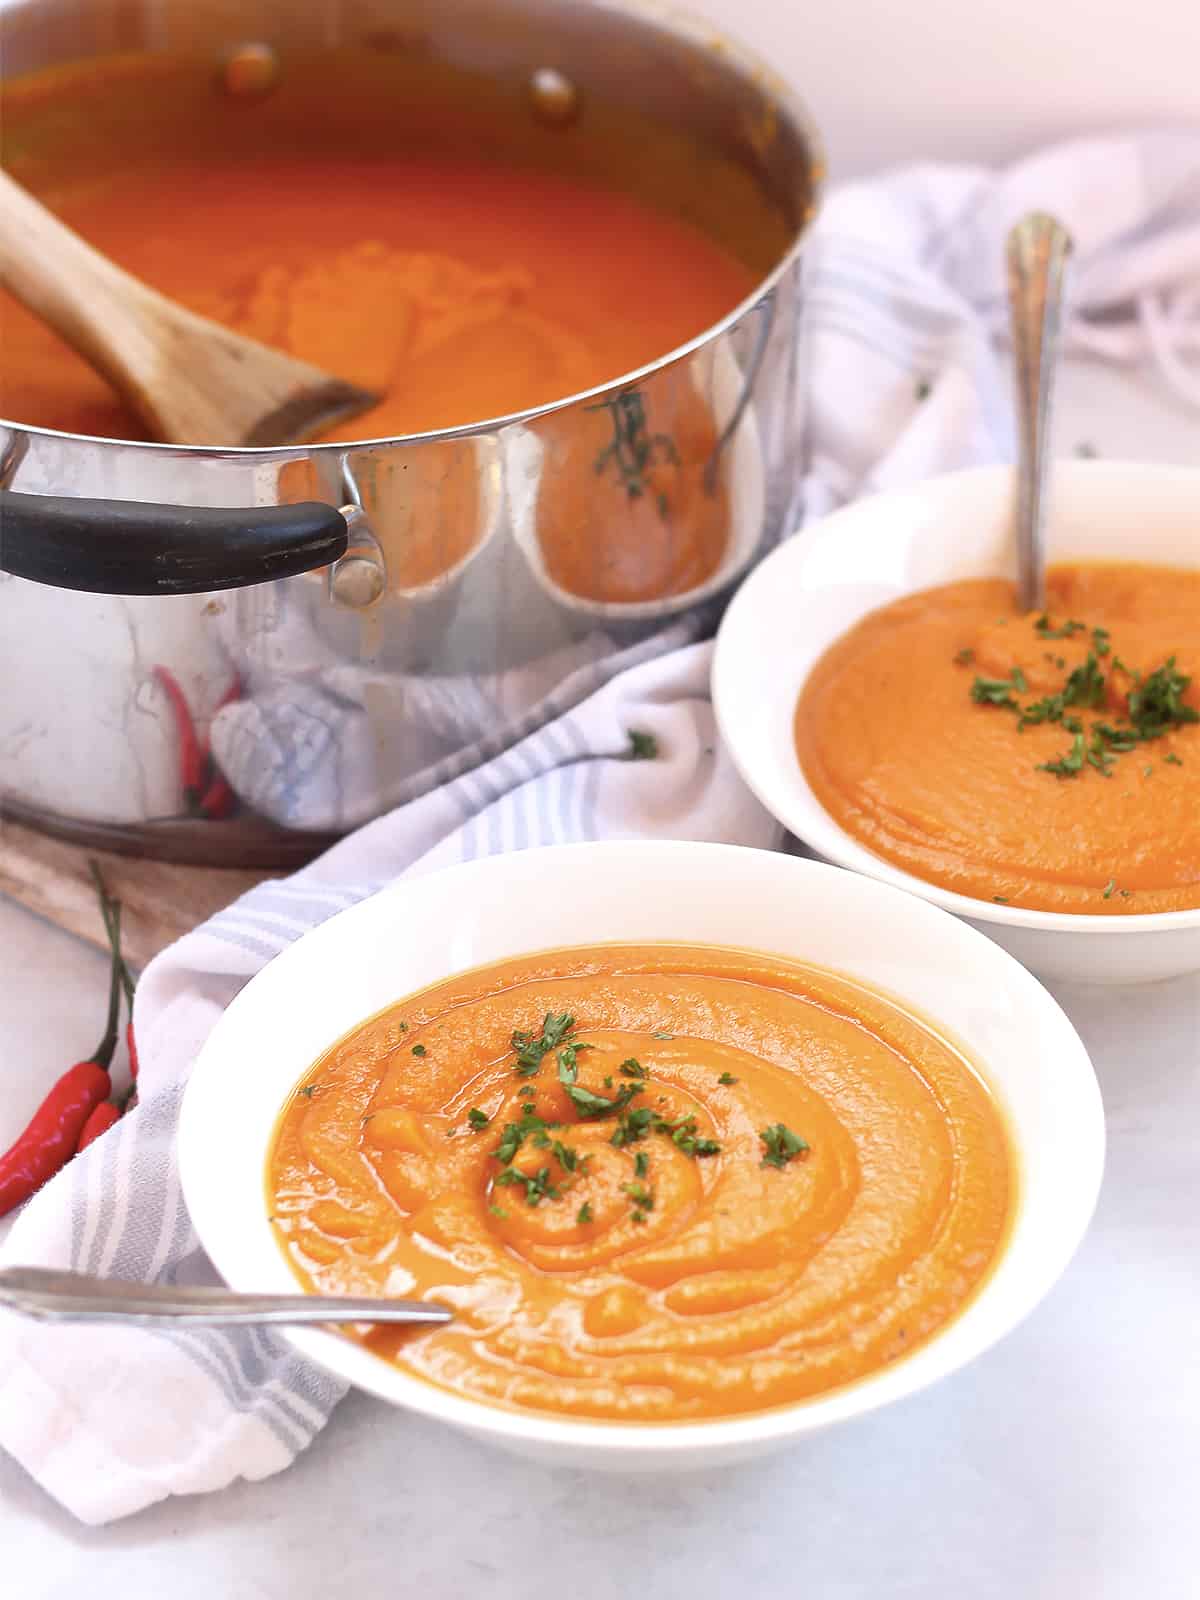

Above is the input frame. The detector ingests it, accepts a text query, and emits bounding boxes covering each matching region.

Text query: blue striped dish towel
[1,131,1197,1524]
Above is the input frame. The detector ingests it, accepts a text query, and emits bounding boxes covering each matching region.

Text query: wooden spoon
[0,170,379,447]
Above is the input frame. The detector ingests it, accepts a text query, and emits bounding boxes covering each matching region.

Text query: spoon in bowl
[0,170,379,447]
[1006,212,1074,612]
[0,1264,452,1329]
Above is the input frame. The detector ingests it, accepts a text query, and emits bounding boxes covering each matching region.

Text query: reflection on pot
[508,335,766,625]
[537,371,729,604]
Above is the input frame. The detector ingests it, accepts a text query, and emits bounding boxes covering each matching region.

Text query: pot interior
[0,0,818,444]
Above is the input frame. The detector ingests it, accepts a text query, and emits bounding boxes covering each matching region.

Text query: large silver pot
[0,0,821,865]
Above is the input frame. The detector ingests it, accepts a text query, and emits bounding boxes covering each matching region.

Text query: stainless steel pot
[0,0,821,866]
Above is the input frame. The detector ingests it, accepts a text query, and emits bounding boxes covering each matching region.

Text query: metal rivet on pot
[528,67,579,127]
[219,42,281,99]
[330,555,386,610]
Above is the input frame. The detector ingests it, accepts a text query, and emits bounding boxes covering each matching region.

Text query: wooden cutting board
[0,817,272,969]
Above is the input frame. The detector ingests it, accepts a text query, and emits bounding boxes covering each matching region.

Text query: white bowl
[179,840,1103,1471]
[713,461,1200,986]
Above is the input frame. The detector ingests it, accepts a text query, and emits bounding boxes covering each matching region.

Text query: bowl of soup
[178,840,1103,1469]
[713,460,1200,984]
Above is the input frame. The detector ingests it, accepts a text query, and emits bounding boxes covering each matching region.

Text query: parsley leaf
[619,1058,648,1079]
[717,1071,738,1085]
[411,1044,427,1057]
[634,1150,649,1178]
[565,1081,643,1120]
[495,1165,561,1206]
[512,1011,577,1077]
[611,1106,655,1147]
[971,670,1026,709]
[549,1139,578,1173]
[1039,730,1087,778]
[576,1201,594,1224]
[467,1107,490,1131]
[1034,616,1087,639]
[759,1123,810,1169]
[626,729,658,760]
[621,1180,654,1211]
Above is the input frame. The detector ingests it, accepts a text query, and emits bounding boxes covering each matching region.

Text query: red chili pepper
[155,666,241,818]
[214,671,243,715]
[154,665,205,804]
[198,774,236,819]
[76,1101,121,1152]
[125,1017,139,1080]
[0,889,124,1218]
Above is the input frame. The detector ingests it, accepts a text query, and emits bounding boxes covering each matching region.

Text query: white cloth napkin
[1,131,1197,1526]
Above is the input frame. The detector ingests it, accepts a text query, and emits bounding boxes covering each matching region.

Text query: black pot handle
[0,490,349,595]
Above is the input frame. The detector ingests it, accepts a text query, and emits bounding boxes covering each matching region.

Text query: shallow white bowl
[713,461,1200,985]
[179,840,1103,1471]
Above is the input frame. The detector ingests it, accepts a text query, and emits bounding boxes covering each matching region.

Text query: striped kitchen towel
[0,129,1196,1524]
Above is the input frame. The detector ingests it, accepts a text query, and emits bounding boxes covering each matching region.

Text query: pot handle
[0,489,349,595]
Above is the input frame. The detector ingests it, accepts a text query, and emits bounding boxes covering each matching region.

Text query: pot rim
[0,0,825,463]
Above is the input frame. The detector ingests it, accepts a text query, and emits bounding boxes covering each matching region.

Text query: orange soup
[796,563,1200,914]
[0,154,755,444]
[267,944,1013,1424]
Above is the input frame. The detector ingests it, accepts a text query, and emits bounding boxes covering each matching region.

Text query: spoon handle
[0,1265,452,1329]
[1007,213,1074,613]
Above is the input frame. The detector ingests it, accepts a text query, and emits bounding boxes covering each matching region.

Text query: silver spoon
[0,1265,452,1329]
[1006,212,1074,612]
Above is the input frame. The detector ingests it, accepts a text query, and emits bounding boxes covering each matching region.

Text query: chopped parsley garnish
[717,1071,738,1085]
[971,669,1027,709]
[495,1165,561,1206]
[488,1203,508,1219]
[953,647,975,667]
[1128,658,1199,739]
[1165,751,1184,766]
[1062,653,1107,709]
[759,1123,810,1170]
[992,896,1009,904]
[1102,879,1116,899]
[621,1180,654,1212]
[611,1106,655,1147]
[493,1109,556,1165]
[411,1044,427,1057]
[549,1139,578,1173]
[1034,615,1086,639]
[619,1058,648,1079]
[634,1150,649,1178]
[576,1201,593,1225]
[1039,731,1086,778]
[512,1011,576,1077]
[298,1084,318,1099]
[651,1031,674,1040]
[467,1107,490,1131]
[564,1080,643,1120]
[630,1210,648,1224]
[973,618,1196,781]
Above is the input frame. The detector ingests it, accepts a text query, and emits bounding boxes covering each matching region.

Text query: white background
[689,0,1200,177]
[2,0,1199,1594]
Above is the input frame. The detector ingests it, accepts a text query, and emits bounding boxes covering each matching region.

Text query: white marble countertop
[1,360,1197,1597]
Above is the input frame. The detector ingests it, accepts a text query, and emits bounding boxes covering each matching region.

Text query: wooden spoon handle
[0,169,162,416]
[0,170,376,447]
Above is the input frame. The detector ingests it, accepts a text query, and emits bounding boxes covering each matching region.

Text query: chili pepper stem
[86,862,127,1071]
